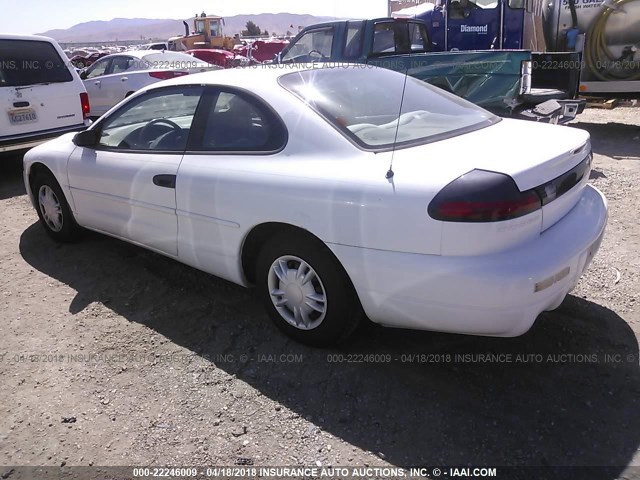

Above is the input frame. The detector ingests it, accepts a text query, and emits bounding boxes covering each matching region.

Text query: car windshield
[141,52,205,70]
[279,66,499,150]
[0,39,72,87]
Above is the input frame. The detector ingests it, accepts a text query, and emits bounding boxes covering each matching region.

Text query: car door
[102,55,137,111]
[175,87,288,282]
[446,0,502,50]
[67,85,205,256]
[82,57,112,116]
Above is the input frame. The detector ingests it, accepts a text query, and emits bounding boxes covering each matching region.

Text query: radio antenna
[387,67,409,180]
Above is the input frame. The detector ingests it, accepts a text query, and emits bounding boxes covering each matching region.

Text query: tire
[256,232,362,346]
[32,170,81,242]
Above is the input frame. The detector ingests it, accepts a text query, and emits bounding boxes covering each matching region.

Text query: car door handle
[94,80,101,86]
[121,77,128,82]
[153,174,176,189]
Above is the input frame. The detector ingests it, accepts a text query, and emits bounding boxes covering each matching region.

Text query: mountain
[37,14,337,43]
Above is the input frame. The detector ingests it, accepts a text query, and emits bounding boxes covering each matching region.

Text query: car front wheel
[256,232,361,346]
[32,171,81,242]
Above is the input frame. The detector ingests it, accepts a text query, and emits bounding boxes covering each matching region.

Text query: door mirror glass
[73,129,99,147]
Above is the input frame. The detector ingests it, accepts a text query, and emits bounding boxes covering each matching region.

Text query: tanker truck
[394,0,640,96]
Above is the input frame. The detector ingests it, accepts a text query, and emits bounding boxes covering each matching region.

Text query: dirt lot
[0,106,639,478]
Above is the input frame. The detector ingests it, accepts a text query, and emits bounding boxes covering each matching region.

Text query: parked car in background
[79,50,218,116]
[0,34,90,155]
[70,51,108,69]
[277,18,585,124]
[186,49,249,68]
[140,42,169,51]
[23,65,607,345]
[67,49,89,59]
[234,39,289,63]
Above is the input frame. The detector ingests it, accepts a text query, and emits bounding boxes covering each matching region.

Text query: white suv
[1,35,91,154]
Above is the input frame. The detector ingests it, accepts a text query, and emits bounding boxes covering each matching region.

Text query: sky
[0,0,389,35]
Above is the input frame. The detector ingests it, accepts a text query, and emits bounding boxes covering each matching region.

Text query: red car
[234,40,289,63]
[70,52,108,69]
[186,49,249,69]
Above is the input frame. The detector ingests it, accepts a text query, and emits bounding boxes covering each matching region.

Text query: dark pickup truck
[275,18,584,123]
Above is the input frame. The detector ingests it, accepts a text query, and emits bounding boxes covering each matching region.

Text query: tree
[263,30,269,36]
[242,21,262,36]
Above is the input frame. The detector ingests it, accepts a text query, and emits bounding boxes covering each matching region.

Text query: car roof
[98,50,156,59]
[155,63,374,91]
[0,34,58,43]
[98,50,193,60]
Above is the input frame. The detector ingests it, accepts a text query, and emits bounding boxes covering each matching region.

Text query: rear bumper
[0,122,89,154]
[516,98,586,125]
[329,185,608,337]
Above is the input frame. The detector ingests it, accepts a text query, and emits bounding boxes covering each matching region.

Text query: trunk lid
[465,119,590,192]
[390,119,592,255]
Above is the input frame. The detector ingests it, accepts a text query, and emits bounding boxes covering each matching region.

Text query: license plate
[8,109,37,125]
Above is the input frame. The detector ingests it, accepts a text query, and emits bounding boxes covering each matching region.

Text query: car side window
[408,23,430,52]
[281,28,334,62]
[373,23,397,54]
[373,22,427,55]
[450,0,498,19]
[110,56,134,74]
[193,90,287,153]
[85,58,110,79]
[97,86,204,151]
[343,21,365,60]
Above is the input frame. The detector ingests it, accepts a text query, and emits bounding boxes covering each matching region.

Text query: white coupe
[23,64,608,345]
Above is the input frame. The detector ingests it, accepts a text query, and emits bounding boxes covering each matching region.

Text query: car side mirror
[73,129,99,147]
[79,69,88,80]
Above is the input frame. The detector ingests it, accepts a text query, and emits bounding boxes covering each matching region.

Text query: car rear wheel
[256,232,361,346]
[32,171,81,242]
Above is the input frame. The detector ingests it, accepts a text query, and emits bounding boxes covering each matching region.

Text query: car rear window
[0,39,73,87]
[279,66,500,151]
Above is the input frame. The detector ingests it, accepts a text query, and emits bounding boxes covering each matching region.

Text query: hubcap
[38,185,63,233]
[268,255,327,330]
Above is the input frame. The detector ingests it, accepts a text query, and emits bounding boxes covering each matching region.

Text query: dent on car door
[175,87,288,283]
[67,85,205,256]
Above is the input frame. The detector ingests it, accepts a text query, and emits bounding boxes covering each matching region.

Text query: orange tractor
[169,12,235,51]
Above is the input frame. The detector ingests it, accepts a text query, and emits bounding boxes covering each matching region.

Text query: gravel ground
[0,106,639,478]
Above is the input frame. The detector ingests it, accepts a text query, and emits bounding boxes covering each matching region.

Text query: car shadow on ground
[572,121,640,161]
[19,224,640,476]
[0,155,26,201]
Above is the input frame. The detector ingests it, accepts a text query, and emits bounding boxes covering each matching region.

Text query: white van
[1,35,91,154]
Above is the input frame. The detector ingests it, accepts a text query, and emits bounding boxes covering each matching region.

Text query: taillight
[149,71,189,80]
[80,92,90,119]
[428,170,541,222]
